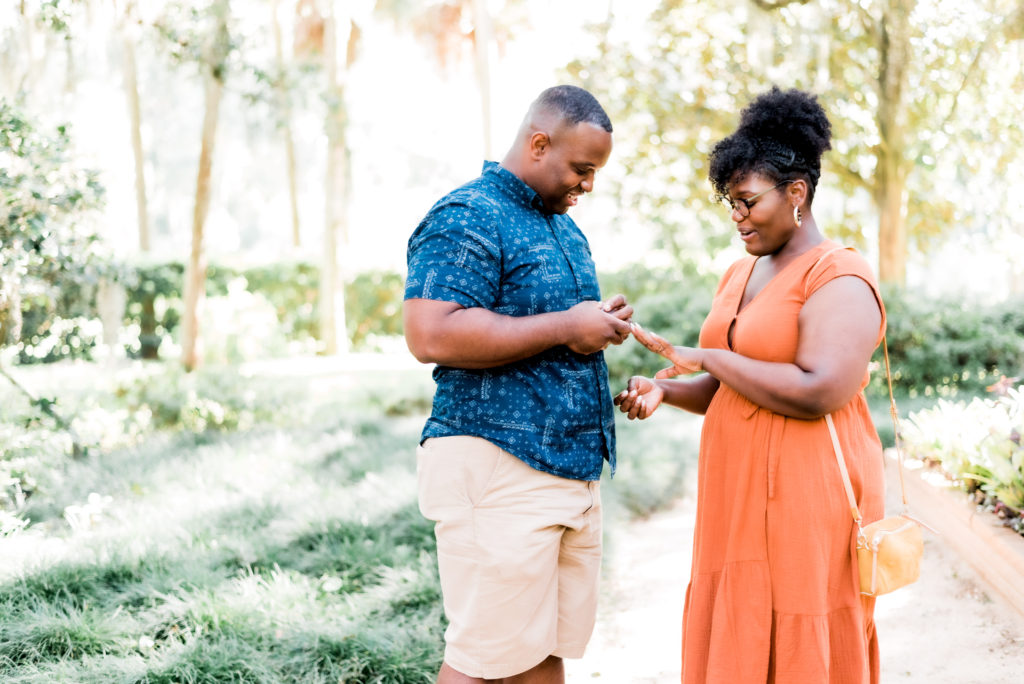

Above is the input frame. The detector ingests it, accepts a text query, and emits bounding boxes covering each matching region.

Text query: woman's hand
[613,376,665,420]
[630,322,704,378]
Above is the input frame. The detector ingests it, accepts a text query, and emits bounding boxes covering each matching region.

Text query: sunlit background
[4,0,1022,308]
[2,2,1024,682]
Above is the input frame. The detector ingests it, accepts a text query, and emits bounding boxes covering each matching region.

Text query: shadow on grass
[244,504,435,587]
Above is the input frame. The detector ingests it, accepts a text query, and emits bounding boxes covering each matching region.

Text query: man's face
[531,122,613,214]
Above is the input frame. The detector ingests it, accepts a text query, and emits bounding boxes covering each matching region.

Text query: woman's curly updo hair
[708,86,832,205]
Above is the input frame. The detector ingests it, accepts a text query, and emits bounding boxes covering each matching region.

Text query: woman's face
[726,173,797,256]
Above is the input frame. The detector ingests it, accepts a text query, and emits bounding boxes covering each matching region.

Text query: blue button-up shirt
[404,161,616,481]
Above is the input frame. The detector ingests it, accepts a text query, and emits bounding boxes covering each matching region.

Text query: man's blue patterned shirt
[404,161,616,481]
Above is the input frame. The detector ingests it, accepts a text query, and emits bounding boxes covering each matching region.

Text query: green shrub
[19,260,406,361]
[124,261,185,360]
[874,288,1024,398]
[112,366,288,433]
[0,393,75,523]
[346,271,405,349]
[0,100,105,354]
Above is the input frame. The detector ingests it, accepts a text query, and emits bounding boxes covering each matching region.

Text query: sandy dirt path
[566,491,1024,683]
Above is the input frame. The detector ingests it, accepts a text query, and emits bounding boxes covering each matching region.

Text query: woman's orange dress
[682,241,886,683]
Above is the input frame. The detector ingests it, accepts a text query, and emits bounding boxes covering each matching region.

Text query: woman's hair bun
[707,86,832,201]
[737,86,832,163]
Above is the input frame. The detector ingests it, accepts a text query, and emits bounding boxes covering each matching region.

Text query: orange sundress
[681,241,886,684]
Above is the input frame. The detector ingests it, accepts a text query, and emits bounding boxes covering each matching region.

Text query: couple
[403,85,886,684]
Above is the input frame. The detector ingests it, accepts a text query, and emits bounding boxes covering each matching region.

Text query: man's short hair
[534,85,612,133]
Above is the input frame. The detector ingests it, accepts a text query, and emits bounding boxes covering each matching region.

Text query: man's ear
[528,131,550,160]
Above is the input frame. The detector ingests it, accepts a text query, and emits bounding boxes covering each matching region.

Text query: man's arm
[404,296,633,369]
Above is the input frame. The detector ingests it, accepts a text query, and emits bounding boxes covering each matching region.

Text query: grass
[0,357,702,682]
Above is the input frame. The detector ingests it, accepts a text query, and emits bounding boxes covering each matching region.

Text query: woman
[616,87,886,683]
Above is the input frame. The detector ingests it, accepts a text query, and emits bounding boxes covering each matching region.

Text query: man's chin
[541,201,571,215]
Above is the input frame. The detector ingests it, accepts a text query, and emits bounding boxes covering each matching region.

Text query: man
[403,85,631,684]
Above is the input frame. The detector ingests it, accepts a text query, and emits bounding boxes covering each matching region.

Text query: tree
[292,0,359,356]
[378,0,524,159]
[568,0,1024,285]
[270,0,302,248]
[0,100,104,452]
[116,0,151,252]
[155,0,233,371]
[0,0,80,103]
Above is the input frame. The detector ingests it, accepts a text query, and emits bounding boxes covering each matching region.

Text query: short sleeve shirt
[404,161,615,481]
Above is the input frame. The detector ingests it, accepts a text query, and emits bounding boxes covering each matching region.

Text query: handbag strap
[826,339,911,524]
[881,335,910,510]
[813,244,911,520]
[826,413,864,527]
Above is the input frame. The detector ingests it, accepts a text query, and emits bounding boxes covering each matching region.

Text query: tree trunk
[121,8,150,252]
[875,153,907,286]
[874,0,914,286]
[182,3,229,371]
[272,0,302,248]
[140,291,160,359]
[471,0,492,158]
[319,2,351,355]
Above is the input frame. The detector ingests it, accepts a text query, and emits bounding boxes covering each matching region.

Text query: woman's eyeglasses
[717,180,794,217]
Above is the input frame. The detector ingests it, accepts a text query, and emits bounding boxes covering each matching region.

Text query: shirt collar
[482,161,547,213]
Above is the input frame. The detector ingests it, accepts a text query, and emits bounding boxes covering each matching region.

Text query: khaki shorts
[417,435,602,679]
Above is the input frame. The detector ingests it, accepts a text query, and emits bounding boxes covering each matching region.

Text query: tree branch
[830,162,872,194]
[0,360,85,458]
[940,22,1001,131]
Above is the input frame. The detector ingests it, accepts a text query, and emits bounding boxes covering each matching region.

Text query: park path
[566,479,1024,683]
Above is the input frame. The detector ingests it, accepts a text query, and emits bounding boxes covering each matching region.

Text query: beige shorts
[417,435,602,680]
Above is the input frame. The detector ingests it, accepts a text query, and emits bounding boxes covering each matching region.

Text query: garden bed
[893,455,1024,621]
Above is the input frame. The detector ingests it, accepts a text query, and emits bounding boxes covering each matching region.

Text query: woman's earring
[793,206,803,227]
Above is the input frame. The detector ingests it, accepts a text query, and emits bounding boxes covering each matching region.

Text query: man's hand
[600,294,634,346]
[562,295,633,354]
[613,375,664,420]
[403,295,632,368]
[630,322,703,377]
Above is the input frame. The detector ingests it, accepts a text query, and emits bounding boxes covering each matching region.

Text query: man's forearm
[411,306,570,369]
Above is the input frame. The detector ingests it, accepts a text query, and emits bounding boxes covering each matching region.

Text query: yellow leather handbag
[827,337,926,597]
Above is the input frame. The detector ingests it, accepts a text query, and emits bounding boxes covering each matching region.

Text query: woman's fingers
[632,322,702,376]
[630,322,666,353]
[655,365,683,380]
[632,322,679,361]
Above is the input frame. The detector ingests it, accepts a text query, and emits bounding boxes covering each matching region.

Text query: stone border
[891,455,1024,621]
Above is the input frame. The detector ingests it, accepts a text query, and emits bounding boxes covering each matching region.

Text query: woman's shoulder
[808,241,876,280]
[800,242,880,305]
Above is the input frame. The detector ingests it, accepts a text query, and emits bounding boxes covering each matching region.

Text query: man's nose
[580,172,595,193]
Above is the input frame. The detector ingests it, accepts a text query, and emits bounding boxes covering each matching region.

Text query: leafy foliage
[873,288,1024,398]
[566,0,1024,273]
[903,384,1024,535]
[13,260,405,363]
[0,100,105,348]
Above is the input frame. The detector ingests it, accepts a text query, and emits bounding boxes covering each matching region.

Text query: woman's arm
[637,276,882,419]
[614,373,720,420]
